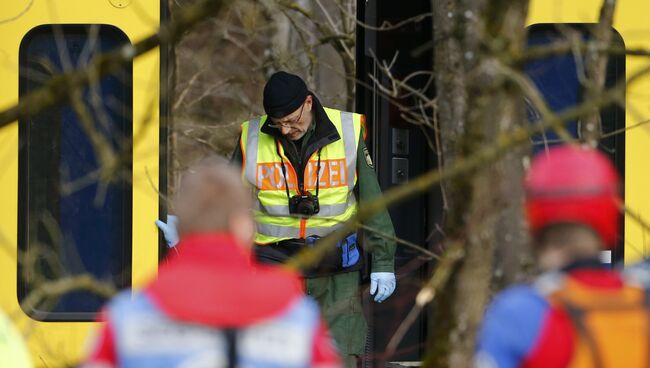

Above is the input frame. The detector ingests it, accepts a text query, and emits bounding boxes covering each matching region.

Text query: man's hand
[155,215,179,247]
[370,272,396,303]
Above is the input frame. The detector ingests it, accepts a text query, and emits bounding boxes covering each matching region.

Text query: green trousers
[306,270,367,368]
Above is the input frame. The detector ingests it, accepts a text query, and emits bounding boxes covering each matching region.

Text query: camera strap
[275,141,322,198]
[275,141,293,200]
[314,149,322,196]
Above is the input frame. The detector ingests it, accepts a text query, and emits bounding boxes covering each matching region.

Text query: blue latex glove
[370,272,396,303]
[155,215,179,248]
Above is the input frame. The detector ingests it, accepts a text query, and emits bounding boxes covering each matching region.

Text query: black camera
[289,192,320,216]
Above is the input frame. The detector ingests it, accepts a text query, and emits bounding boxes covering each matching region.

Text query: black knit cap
[263,71,309,118]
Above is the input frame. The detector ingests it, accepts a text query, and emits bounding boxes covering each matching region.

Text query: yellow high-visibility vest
[240,107,362,244]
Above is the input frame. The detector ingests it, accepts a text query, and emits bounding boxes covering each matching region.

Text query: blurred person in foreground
[0,310,32,368]
[84,157,341,368]
[475,145,649,368]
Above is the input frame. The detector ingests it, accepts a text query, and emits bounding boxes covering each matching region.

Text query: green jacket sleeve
[356,133,396,273]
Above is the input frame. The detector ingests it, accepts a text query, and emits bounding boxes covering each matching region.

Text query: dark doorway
[356,0,438,364]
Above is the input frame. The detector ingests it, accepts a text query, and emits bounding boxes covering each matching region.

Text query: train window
[18,24,133,321]
[524,24,625,261]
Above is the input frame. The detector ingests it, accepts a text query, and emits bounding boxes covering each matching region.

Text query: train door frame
[527,0,650,264]
[0,0,169,364]
[356,0,439,364]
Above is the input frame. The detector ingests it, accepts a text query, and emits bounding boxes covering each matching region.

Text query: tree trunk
[426,0,530,366]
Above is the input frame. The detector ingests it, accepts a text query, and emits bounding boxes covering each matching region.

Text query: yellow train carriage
[527,0,650,264]
[0,0,167,365]
[1,0,649,366]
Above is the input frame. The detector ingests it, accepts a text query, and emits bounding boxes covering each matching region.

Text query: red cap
[525,145,621,248]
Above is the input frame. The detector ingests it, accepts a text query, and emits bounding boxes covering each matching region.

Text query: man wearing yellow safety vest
[232,71,397,366]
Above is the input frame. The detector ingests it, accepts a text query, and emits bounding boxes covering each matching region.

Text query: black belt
[254,235,363,277]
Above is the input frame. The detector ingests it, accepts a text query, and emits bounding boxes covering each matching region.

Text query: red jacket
[85,233,341,367]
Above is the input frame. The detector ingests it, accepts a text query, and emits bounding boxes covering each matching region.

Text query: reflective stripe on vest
[240,108,362,244]
[253,195,357,216]
[108,291,320,368]
[255,220,348,239]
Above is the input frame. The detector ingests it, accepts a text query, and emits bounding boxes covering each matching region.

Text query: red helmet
[524,145,621,249]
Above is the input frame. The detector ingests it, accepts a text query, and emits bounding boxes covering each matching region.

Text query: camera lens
[297,200,315,215]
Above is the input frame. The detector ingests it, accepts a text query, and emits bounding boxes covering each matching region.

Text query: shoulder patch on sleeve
[363,146,374,169]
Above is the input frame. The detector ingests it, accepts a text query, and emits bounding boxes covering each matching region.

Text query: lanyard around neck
[275,140,322,198]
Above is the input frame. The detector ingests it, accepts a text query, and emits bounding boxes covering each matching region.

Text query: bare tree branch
[357,224,440,260]
[283,59,649,273]
[0,0,233,128]
[20,274,117,315]
[581,0,618,146]
[386,241,464,356]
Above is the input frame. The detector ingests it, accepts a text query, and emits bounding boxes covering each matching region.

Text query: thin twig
[20,274,117,314]
[498,63,574,143]
[386,241,464,356]
[357,224,440,260]
[0,0,233,128]
[581,0,618,146]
